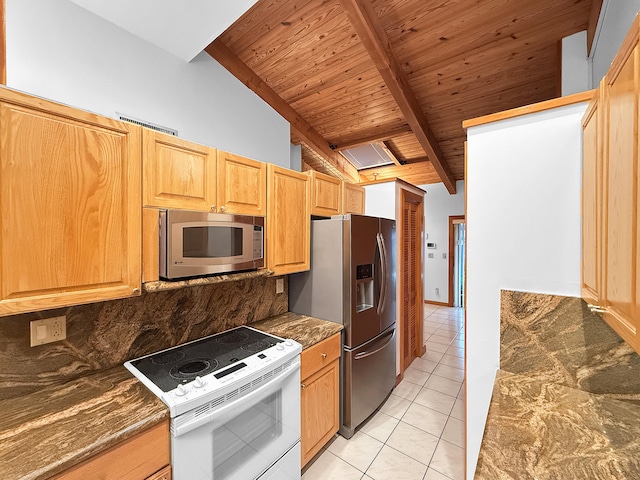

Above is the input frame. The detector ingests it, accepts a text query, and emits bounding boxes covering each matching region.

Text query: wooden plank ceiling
[209,0,593,190]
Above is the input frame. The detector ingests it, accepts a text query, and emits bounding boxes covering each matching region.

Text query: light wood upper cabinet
[600,38,639,347]
[342,182,366,214]
[300,334,340,466]
[0,88,141,315]
[308,170,342,217]
[267,164,310,275]
[582,20,640,354]
[581,95,602,306]
[143,129,217,211]
[217,150,267,216]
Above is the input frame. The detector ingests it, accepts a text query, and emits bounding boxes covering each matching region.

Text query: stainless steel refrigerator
[289,214,396,439]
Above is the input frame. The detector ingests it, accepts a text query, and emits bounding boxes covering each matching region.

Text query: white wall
[562,31,589,95]
[591,0,640,86]
[418,180,465,303]
[465,102,586,478]
[6,0,291,167]
[363,182,397,220]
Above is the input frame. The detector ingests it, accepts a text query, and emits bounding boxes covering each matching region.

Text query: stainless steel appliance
[125,326,302,480]
[289,214,396,438]
[159,209,264,280]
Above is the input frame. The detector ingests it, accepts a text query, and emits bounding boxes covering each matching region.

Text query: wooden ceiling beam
[338,0,456,194]
[205,39,360,183]
[333,125,413,151]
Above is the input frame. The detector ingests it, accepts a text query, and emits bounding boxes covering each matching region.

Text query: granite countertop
[251,311,343,349]
[475,291,640,479]
[0,311,339,480]
[0,366,168,480]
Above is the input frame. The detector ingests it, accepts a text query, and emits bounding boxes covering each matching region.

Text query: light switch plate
[30,316,66,346]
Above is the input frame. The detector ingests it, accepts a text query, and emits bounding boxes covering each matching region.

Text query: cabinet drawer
[301,333,341,380]
[51,421,170,480]
[146,465,171,480]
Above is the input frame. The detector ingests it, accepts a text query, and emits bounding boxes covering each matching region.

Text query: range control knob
[193,376,206,388]
[284,340,293,347]
[175,384,189,396]
[276,343,285,351]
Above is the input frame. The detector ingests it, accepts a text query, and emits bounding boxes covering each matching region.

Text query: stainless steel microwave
[159,209,264,280]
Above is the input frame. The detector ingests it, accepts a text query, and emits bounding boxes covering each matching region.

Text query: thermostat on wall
[426,242,436,249]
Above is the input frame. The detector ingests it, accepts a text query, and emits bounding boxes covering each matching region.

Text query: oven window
[212,392,283,479]
[183,226,243,258]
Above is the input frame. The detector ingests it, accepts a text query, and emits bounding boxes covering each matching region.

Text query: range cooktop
[128,326,284,393]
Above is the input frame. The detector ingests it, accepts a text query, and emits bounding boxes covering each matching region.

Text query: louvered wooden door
[401,191,424,371]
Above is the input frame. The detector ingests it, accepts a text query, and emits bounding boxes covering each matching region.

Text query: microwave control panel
[253,226,264,259]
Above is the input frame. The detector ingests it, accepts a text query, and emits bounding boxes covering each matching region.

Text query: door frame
[448,215,466,307]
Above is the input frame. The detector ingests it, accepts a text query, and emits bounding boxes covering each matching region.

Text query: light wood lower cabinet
[0,88,142,315]
[300,333,341,466]
[52,421,170,480]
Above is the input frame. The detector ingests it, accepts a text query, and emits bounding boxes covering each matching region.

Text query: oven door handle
[172,361,300,437]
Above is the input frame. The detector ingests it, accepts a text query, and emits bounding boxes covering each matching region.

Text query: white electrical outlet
[30,316,67,346]
[276,278,285,294]
[435,288,440,296]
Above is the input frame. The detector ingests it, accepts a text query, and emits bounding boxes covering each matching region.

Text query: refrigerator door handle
[354,329,395,360]
[377,233,388,315]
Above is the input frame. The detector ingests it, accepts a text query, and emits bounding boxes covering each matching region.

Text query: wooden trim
[338,0,456,194]
[0,0,5,85]
[448,215,465,307]
[587,0,605,56]
[462,89,596,129]
[556,40,563,98]
[333,126,413,151]
[205,40,359,183]
[424,300,449,307]
[607,17,640,84]
[582,95,599,128]
[395,373,403,386]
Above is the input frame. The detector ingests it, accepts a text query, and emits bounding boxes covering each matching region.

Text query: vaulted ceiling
[208,0,597,192]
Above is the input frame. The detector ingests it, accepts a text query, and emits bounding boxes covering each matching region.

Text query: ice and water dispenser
[355,264,374,312]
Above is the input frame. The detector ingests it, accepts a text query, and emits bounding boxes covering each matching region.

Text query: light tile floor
[302,305,465,480]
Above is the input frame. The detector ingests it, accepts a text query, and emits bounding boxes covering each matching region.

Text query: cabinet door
[602,43,639,346]
[0,89,141,315]
[342,182,366,214]
[267,164,310,274]
[309,170,342,217]
[217,150,267,216]
[581,96,602,305]
[301,359,339,466]
[143,129,217,211]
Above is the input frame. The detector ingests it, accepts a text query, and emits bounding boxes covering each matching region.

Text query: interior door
[400,190,424,372]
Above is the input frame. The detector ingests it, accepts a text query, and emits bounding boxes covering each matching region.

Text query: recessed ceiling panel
[340,143,395,170]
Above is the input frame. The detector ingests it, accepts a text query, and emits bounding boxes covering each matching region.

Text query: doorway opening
[448,215,466,308]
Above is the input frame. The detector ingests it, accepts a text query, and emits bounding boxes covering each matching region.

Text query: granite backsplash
[0,275,287,401]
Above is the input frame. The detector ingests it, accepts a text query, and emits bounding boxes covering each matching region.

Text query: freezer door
[341,326,396,439]
[347,215,383,347]
[379,218,396,333]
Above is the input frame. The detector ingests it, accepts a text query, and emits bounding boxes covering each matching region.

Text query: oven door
[171,363,300,480]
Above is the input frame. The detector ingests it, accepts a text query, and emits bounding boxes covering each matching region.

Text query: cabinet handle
[220,206,226,213]
[132,288,140,295]
[301,383,306,389]
[587,303,606,313]
[321,353,327,358]
[211,205,217,212]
